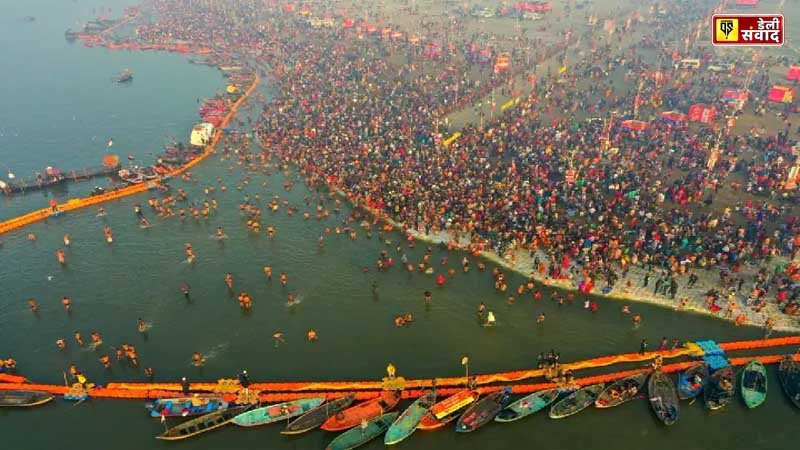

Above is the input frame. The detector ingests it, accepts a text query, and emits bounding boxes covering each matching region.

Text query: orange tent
[494,54,511,74]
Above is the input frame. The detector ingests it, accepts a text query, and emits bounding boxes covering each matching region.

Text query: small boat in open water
[326,412,397,450]
[156,405,251,441]
[114,69,133,83]
[741,359,767,409]
[677,362,708,400]
[0,390,54,407]
[595,373,647,409]
[232,397,324,427]
[648,371,679,426]
[282,394,355,435]
[549,383,604,419]
[495,388,559,422]
[779,355,800,408]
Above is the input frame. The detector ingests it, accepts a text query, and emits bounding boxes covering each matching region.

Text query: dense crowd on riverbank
[91,0,800,328]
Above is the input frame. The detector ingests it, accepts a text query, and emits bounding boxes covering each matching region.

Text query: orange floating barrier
[0,74,259,236]
[0,373,27,384]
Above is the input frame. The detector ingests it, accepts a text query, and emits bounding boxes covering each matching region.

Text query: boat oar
[72,396,88,408]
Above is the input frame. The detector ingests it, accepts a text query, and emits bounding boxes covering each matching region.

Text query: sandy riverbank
[363,211,799,333]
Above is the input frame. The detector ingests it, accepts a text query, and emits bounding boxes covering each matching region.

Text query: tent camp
[768,85,794,103]
[514,2,552,12]
[787,66,800,81]
[722,89,748,107]
[688,104,717,123]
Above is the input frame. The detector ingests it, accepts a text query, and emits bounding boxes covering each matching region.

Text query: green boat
[326,412,398,450]
[232,397,324,427]
[741,359,767,409]
[384,391,436,445]
[549,383,604,419]
[495,388,559,422]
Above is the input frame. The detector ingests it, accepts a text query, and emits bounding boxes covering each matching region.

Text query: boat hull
[0,390,54,407]
[321,390,401,431]
[146,396,226,418]
[648,371,679,426]
[384,391,435,445]
[282,395,355,435]
[456,390,510,432]
[232,397,324,427]
[741,360,767,409]
[595,373,647,409]
[326,413,397,450]
[549,384,604,419]
[496,388,559,422]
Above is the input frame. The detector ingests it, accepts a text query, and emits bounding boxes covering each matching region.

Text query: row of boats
[2,356,799,448]
[146,355,800,447]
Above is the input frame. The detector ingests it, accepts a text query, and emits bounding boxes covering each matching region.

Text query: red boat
[320,390,401,431]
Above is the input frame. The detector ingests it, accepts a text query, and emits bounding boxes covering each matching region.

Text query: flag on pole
[461,356,469,365]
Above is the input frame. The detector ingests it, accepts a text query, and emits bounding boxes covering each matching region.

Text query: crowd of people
[9,0,799,385]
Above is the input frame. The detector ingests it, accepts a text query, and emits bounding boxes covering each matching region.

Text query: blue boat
[146,396,228,418]
[677,362,708,400]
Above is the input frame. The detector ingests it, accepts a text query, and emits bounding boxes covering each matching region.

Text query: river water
[1,1,798,450]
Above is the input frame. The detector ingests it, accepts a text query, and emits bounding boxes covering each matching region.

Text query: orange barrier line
[719,336,800,351]
[3,354,798,403]
[101,336,795,393]
[0,74,259,236]
[0,373,27,384]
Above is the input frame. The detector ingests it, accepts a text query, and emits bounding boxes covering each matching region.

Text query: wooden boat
[146,396,226,418]
[456,388,511,432]
[705,366,735,411]
[648,371,679,426]
[595,373,647,408]
[677,362,708,400]
[0,390,54,407]
[232,397,324,427]
[321,390,402,431]
[326,412,397,450]
[549,383,604,419]
[495,388,559,422]
[417,389,478,430]
[282,394,356,435]
[157,405,251,441]
[384,391,436,445]
[778,355,800,409]
[741,359,767,409]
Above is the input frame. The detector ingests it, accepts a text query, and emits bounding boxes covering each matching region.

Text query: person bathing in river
[192,352,205,367]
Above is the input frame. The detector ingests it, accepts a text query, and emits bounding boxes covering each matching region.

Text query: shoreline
[326,191,800,333]
[407,226,800,333]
